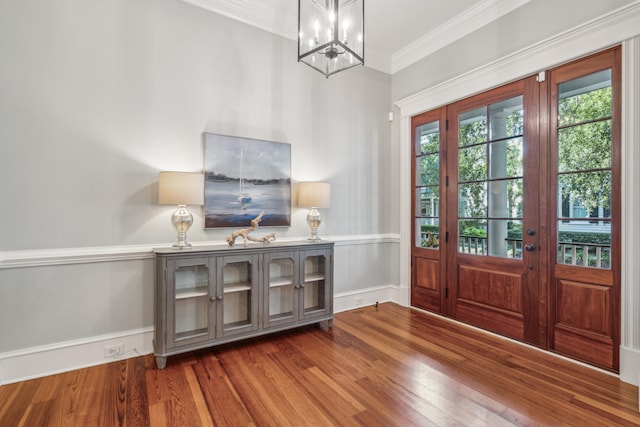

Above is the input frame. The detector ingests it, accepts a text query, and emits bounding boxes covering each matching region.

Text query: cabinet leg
[156,356,167,369]
[328,318,333,328]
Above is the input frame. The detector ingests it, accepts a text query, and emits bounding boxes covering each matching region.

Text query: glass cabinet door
[167,258,214,348]
[219,255,259,336]
[264,252,297,328]
[301,251,332,320]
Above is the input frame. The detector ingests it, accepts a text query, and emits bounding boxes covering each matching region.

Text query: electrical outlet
[104,344,124,358]
[355,297,364,306]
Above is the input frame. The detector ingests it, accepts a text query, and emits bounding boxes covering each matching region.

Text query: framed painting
[204,133,291,228]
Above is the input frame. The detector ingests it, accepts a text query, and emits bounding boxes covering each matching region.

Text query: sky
[204,133,291,180]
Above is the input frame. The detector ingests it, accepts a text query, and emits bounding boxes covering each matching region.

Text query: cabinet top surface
[154,240,334,256]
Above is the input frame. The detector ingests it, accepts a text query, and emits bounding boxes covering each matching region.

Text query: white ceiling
[182,0,531,74]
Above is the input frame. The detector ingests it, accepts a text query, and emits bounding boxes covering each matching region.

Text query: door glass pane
[558,220,611,268]
[459,145,487,182]
[415,120,440,249]
[558,70,611,126]
[489,138,523,179]
[416,186,439,219]
[489,179,523,218]
[459,220,487,255]
[489,220,523,258]
[556,69,612,269]
[418,154,439,185]
[417,121,439,154]
[459,182,487,218]
[458,95,524,259]
[558,121,611,172]
[417,218,440,248]
[489,96,524,139]
[459,107,487,146]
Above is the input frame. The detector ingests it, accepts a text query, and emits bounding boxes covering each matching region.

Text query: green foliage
[459,115,487,147]
[460,223,487,237]
[558,86,612,213]
[419,154,439,186]
[419,131,439,154]
[559,87,611,126]
[420,225,439,234]
[507,222,523,239]
[558,231,611,245]
[459,145,486,182]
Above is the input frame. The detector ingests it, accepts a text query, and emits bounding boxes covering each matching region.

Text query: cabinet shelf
[176,287,208,299]
[224,282,252,293]
[304,273,325,282]
[270,276,294,287]
[175,328,208,341]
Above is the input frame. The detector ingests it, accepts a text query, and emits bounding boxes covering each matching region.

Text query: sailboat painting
[204,133,291,228]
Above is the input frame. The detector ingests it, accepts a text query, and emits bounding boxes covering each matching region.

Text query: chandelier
[298,0,364,77]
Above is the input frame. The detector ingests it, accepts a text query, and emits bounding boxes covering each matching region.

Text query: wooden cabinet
[154,241,333,368]
[263,248,332,329]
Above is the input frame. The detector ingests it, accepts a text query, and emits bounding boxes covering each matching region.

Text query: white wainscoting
[0,327,155,385]
[0,234,402,385]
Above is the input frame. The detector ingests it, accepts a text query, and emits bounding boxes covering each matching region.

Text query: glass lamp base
[171,205,194,249]
[307,208,322,241]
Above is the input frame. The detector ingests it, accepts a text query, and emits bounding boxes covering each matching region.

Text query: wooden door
[547,47,621,370]
[411,108,447,312]
[410,48,621,370]
[446,77,542,345]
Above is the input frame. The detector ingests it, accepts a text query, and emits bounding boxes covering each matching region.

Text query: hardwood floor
[1,303,639,426]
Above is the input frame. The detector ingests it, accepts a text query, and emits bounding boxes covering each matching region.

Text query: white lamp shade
[158,171,204,206]
[298,182,331,208]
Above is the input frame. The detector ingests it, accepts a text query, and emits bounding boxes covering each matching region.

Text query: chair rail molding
[0,234,400,269]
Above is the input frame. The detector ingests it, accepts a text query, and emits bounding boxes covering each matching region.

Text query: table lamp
[159,171,204,249]
[297,181,330,241]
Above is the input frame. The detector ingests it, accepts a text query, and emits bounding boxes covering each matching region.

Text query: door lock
[525,244,536,251]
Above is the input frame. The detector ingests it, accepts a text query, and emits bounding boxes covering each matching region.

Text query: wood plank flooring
[1,303,639,426]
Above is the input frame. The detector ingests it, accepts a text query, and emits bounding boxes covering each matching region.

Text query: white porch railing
[557,242,611,269]
[422,233,611,269]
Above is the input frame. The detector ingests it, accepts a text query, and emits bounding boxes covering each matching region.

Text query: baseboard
[334,285,404,313]
[620,345,640,388]
[0,328,154,385]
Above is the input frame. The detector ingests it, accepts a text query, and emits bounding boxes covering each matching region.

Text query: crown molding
[395,0,640,117]
[183,0,287,38]
[181,0,529,76]
[391,0,531,74]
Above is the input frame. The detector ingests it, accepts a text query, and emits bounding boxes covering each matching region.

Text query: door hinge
[445,175,449,186]
[445,231,449,243]
[445,119,449,131]
[445,288,449,298]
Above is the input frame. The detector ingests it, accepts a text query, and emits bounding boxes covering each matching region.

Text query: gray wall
[0,0,395,354]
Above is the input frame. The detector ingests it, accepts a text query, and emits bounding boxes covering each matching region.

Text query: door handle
[525,244,536,252]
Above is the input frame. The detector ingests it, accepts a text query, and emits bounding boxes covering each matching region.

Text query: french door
[411,47,621,371]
